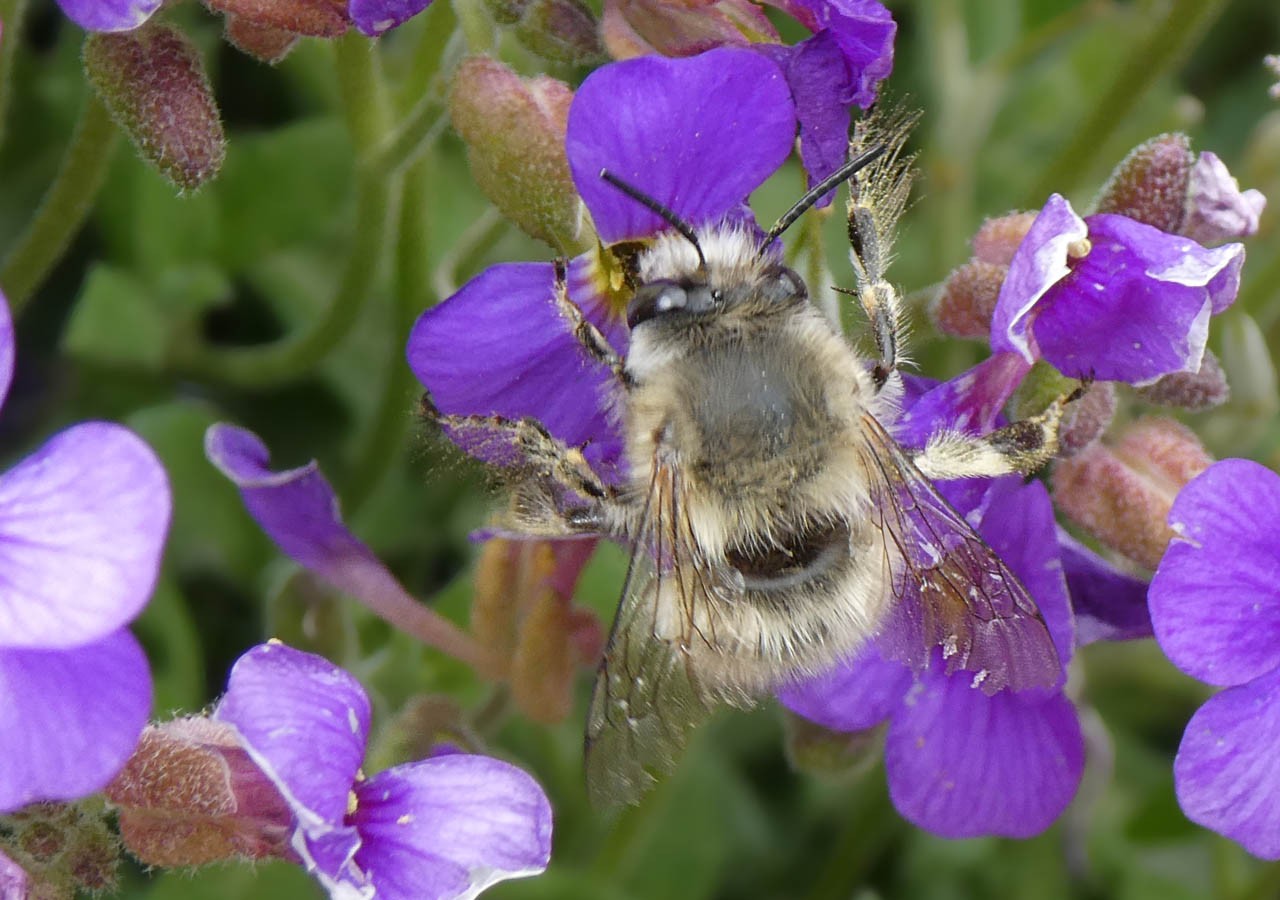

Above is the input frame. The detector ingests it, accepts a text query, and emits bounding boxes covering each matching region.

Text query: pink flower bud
[1094,134,1194,233]
[83,23,225,192]
[224,16,299,64]
[1135,350,1230,410]
[1052,418,1212,570]
[516,0,605,65]
[971,211,1037,266]
[105,718,294,867]
[449,58,584,253]
[203,0,349,37]
[931,260,1006,339]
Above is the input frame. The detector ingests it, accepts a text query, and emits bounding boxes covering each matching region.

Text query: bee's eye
[627,281,688,328]
[763,266,807,303]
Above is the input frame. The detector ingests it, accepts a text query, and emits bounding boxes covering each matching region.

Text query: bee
[428,110,1074,808]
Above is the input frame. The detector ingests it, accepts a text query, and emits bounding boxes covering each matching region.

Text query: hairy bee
[431,113,1072,808]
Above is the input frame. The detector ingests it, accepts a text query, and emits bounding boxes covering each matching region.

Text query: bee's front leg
[552,258,632,388]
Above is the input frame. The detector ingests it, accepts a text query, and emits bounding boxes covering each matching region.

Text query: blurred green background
[3,0,1280,897]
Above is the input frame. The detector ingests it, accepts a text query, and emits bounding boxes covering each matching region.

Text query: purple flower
[54,0,161,31]
[348,0,432,36]
[601,0,895,191]
[409,49,797,474]
[0,290,170,814]
[215,642,553,899]
[1149,459,1280,859]
[0,849,25,900]
[206,424,491,673]
[780,475,1084,838]
[1183,152,1268,245]
[990,193,1244,385]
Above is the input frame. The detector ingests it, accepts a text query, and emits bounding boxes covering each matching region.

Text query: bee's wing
[857,414,1061,694]
[584,452,746,810]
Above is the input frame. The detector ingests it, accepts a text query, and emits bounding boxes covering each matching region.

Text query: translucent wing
[584,450,747,809]
[856,414,1061,694]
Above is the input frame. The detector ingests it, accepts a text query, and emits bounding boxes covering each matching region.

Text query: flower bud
[202,0,349,37]
[782,712,883,779]
[510,588,576,724]
[971,211,1037,266]
[1052,418,1212,570]
[83,23,225,193]
[449,58,585,254]
[224,16,299,64]
[931,260,1006,339]
[516,0,606,66]
[1093,134,1194,233]
[105,718,294,867]
[1135,350,1230,410]
[601,0,776,59]
[1058,381,1117,456]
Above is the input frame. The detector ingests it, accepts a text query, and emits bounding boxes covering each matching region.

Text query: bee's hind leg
[910,386,1083,481]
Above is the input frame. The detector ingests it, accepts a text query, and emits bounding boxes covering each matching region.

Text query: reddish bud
[450,59,583,253]
[1052,418,1212,570]
[83,23,225,193]
[602,0,776,59]
[1058,381,1117,456]
[224,16,299,64]
[203,0,348,37]
[1093,134,1194,233]
[105,718,294,867]
[971,211,1037,266]
[1135,350,1230,410]
[931,260,1006,339]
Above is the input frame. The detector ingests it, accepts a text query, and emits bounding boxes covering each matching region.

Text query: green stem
[1024,0,1231,204]
[0,94,118,314]
[343,158,433,515]
[364,98,448,176]
[0,0,29,152]
[453,0,496,54]
[173,35,394,387]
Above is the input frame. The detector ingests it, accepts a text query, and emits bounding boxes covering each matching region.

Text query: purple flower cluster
[0,289,170,814]
[215,642,553,899]
[1149,460,1280,859]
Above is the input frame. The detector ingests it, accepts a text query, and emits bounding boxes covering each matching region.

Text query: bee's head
[627,225,808,330]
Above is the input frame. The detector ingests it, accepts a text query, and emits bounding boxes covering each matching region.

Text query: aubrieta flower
[1148,459,1280,859]
[55,0,161,32]
[58,0,431,37]
[214,642,553,898]
[409,48,797,473]
[990,193,1245,387]
[602,0,894,190]
[0,289,170,815]
[781,379,1084,838]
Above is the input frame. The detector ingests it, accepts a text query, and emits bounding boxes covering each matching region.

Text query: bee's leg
[421,398,616,502]
[911,386,1083,480]
[551,258,631,387]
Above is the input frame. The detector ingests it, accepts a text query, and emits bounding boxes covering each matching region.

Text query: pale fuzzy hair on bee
[635,222,769,288]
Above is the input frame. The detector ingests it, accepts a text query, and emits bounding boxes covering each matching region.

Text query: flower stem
[0,0,30,152]
[0,93,118,314]
[1024,0,1231,204]
[174,35,393,387]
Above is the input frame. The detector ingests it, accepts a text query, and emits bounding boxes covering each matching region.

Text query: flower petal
[1174,665,1280,859]
[54,0,162,30]
[566,48,795,242]
[774,0,895,108]
[0,848,25,900]
[0,422,170,650]
[1150,459,1280,686]
[407,260,626,477]
[215,643,370,828]
[1183,152,1267,245]
[0,289,13,411]
[893,352,1030,449]
[990,193,1088,363]
[206,423,430,603]
[777,641,911,732]
[1058,530,1152,645]
[351,755,553,900]
[348,0,432,36]
[1032,215,1242,383]
[0,630,152,812]
[884,676,1083,838]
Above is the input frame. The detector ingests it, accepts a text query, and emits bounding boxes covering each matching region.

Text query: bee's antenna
[760,144,888,252]
[599,169,707,271]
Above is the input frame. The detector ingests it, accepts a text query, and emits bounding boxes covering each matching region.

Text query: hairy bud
[83,23,225,193]
[971,211,1037,266]
[202,0,348,37]
[931,260,1006,339]
[224,17,300,64]
[516,0,606,65]
[1136,350,1230,410]
[1053,418,1212,570]
[450,58,585,253]
[1094,134,1194,232]
[105,718,293,867]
